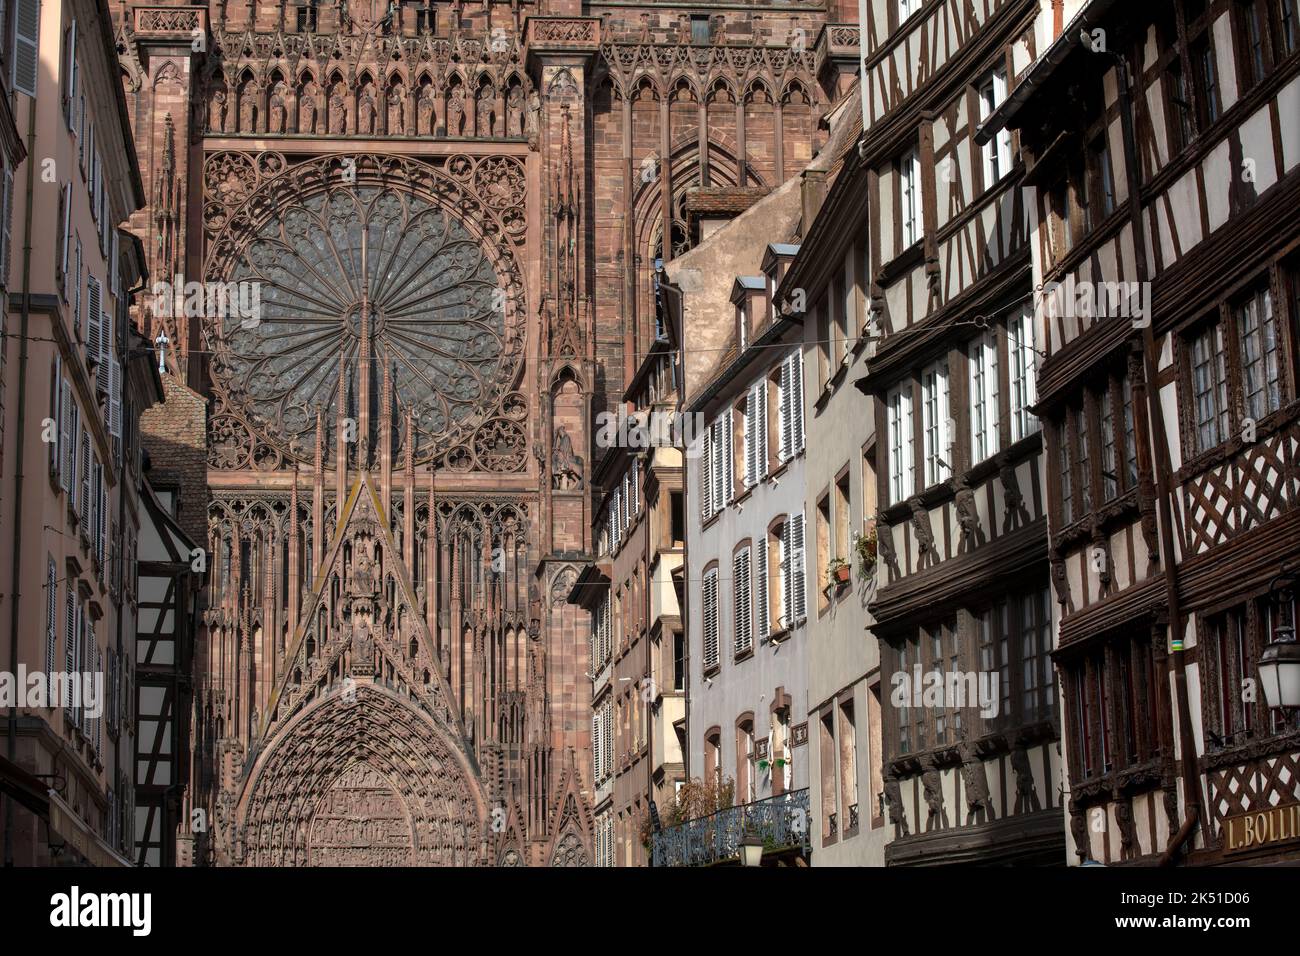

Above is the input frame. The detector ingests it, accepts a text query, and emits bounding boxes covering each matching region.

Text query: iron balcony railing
[651,788,810,867]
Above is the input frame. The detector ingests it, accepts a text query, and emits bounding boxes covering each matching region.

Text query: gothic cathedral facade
[113,0,854,866]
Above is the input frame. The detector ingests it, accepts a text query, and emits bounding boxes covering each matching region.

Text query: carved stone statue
[446,86,465,136]
[388,84,405,134]
[551,426,583,490]
[209,89,228,132]
[506,85,524,137]
[358,86,377,134]
[300,81,320,133]
[526,90,541,147]
[328,84,347,134]
[417,84,434,135]
[269,82,288,134]
[476,85,494,137]
[238,86,256,133]
[1115,797,1137,859]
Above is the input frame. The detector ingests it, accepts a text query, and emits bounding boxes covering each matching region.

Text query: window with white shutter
[0,166,12,292]
[97,290,112,397]
[733,547,752,656]
[49,356,63,482]
[702,566,719,669]
[90,458,100,565]
[701,424,714,520]
[789,350,805,455]
[64,588,76,707]
[45,557,57,674]
[789,511,807,623]
[721,412,734,505]
[62,21,77,128]
[58,184,71,296]
[744,386,758,488]
[78,429,91,525]
[59,382,72,491]
[755,536,769,641]
[754,379,768,480]
[11,0,40,97]
[778,352,805,462]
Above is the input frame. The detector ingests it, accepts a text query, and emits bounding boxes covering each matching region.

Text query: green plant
[663,775,736,829]
[855,523,878,578]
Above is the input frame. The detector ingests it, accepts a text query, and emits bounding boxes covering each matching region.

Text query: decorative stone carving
[551,426,584,489]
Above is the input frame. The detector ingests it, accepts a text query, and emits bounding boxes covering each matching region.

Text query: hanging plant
[856,524,878,579]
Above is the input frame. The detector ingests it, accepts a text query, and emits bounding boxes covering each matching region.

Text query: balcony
[651,789,810,867]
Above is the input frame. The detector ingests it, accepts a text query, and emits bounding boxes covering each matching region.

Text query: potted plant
[828,557,851,587]
[855,524,878,579]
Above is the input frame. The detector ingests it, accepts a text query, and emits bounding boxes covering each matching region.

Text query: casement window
[816,494,831,612]
[1088,135,1117,222]
[1204,595,1292,745]
[1019,586,1055,722]
[1190,320,1230,452]
[969,331,1000,463]
[886,383,914,504]
[1064,630,1161,781]
[921,360,950,487]
[1008,306,1039,441]
[45,557,58,674]
[63,587,77,709]
[737,718,756,803]
[58,184,71,298]
[10,0,38,97]
[702,565,720,670]
[1165,58,1195,155]
[1074,404,1093,512]
[62,21,78,129]
[779,511,807,627]
[61,385,77,496]
[702,412,733,520]
[976,603,1013,723]
[0,164,12,294]
[1238,286,1282,422]
[892,617,956,756]
[898,0,920,24]
[836,701,857,831]
[1191,36,1221,127]
[819,710,837,838]
[971,586,1056,734]
[1239,0,1269,89]
[777,350,805,462]
[978,66,1011,188]
[733,546,752,656]
[743,381,768,488]
[1280,0,1299,55]
[898,146,923,249]
[834,471,851,562]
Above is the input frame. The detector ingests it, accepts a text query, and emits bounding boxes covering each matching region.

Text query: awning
[0,754,51,818]
[47,789,133,868]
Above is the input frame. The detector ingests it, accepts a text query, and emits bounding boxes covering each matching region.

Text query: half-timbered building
[986,0,1300,865]
[847,0,1064,864]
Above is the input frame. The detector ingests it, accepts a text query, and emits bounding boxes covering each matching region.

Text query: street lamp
[1259,577,1300,713]
[739,831,763,868]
